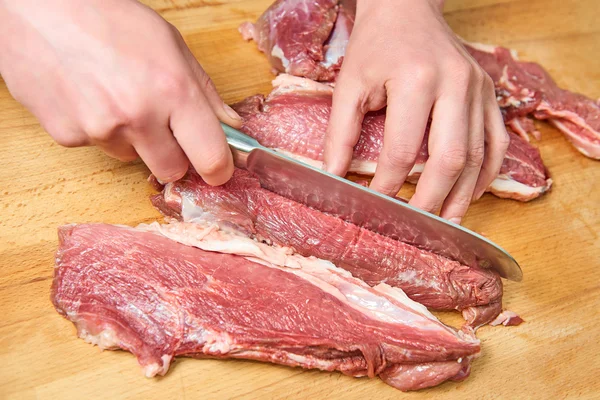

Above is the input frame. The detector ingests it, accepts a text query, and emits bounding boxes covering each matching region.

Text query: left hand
[323,0,509,224]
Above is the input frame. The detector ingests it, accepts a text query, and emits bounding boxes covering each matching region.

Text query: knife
[221,122,523,281]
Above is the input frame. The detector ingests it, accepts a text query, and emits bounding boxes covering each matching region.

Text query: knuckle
[451,194,473,209]
[483,73,495,90]
[155,70,190,99]
[385,146,420,171]
[82,118,116,144]
[116,151,139,163]
[473,68,486,87]
[200,150,231,176]
[438,148,467,176]
[53,133,87,148]
[410,63,437,89]
[467,142,485,168]
[447,59,473,88]
[43,121,86,147]
[499,130,511,152]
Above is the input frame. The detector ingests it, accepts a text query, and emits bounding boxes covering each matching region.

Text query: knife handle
[220,122,263,169]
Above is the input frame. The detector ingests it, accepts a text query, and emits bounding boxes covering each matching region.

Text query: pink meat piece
[241,0,600,159]
[507,116,541,142]
[239,0,340,81]
[466,42,600,159]
[490,310,524,327]
[52,222,481,391]
[150,168,504,328]
[231,76,552,202]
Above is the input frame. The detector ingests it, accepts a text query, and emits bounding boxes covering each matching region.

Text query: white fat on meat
[272,148,424,178]
[271,45,290,69]
[137,221,476,342]
[78,327,121,350]
[550,120,600,159]
[143,355,172,378]
[459,37,520,59]
[271,74,334,95]
[488,174,552,202]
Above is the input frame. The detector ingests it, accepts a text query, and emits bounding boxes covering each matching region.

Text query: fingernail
[449,217,462,225]
[224,104,242,121]
[474,189,486,201]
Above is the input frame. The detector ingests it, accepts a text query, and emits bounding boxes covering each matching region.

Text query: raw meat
[240,0,355,81]
[241,0,600,159]
[239,0,340,81]
[466,42,600,159]
[51,222,481,391]
[150,168,503,328]
[490,311,524,327]
[231,75,552,202]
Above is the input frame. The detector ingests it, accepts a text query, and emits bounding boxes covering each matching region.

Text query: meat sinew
[52,222,481,392]
[150,169,504,328]
[241,0,600,159]
[231,75,552,202]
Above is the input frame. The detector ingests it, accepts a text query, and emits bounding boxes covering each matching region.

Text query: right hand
[0,0,241,185]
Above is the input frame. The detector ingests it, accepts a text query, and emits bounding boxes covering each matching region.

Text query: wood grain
[1,0,599,398]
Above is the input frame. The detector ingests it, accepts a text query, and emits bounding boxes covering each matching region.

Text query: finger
[40,118,90,148]
[180,43,243,129]
[409,95,469,214]
[369,84,434,196]
[439,90,485,223]
[170,89,234,186]
[473,77,510,200]
[130,125,189,182]
[98,141,139,163]
[323,77,367,176]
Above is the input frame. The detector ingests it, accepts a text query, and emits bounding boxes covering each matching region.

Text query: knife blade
[221,122,523,281]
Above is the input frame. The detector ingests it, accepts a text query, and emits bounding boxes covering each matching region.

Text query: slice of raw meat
[241,0,600,159]
[150,168,503,328]
[466,42,600,159]
[231,75,552,202]
[52,222,481,391]
[239,0,340,81]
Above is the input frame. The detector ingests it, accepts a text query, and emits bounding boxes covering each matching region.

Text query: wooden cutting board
[1,0,598,398]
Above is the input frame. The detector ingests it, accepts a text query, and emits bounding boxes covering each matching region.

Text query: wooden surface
[1,0,599,398]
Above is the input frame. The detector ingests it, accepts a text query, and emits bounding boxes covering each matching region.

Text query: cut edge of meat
[488,174,552,202]
[149,169,506,328]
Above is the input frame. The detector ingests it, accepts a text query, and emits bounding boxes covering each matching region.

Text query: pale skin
[0,0,509,223]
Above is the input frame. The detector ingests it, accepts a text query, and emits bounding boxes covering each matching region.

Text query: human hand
[0,0,241,185]
[324,0,509,223]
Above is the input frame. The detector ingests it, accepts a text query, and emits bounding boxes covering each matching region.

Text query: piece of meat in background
[240,0,600,159]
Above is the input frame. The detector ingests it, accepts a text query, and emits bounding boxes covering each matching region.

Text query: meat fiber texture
[240,0,600,159]
[52,222,481,392]
[231,75,552,202]
[150,168,504,328]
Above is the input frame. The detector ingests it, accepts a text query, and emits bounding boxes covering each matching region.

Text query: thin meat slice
[52,222,481,391]
[466,42,600,159]
[231,75,552,202]
[241,0,600,159]
[150,169,504,328]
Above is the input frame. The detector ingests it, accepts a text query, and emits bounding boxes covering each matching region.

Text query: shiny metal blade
[222,123,523,281]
